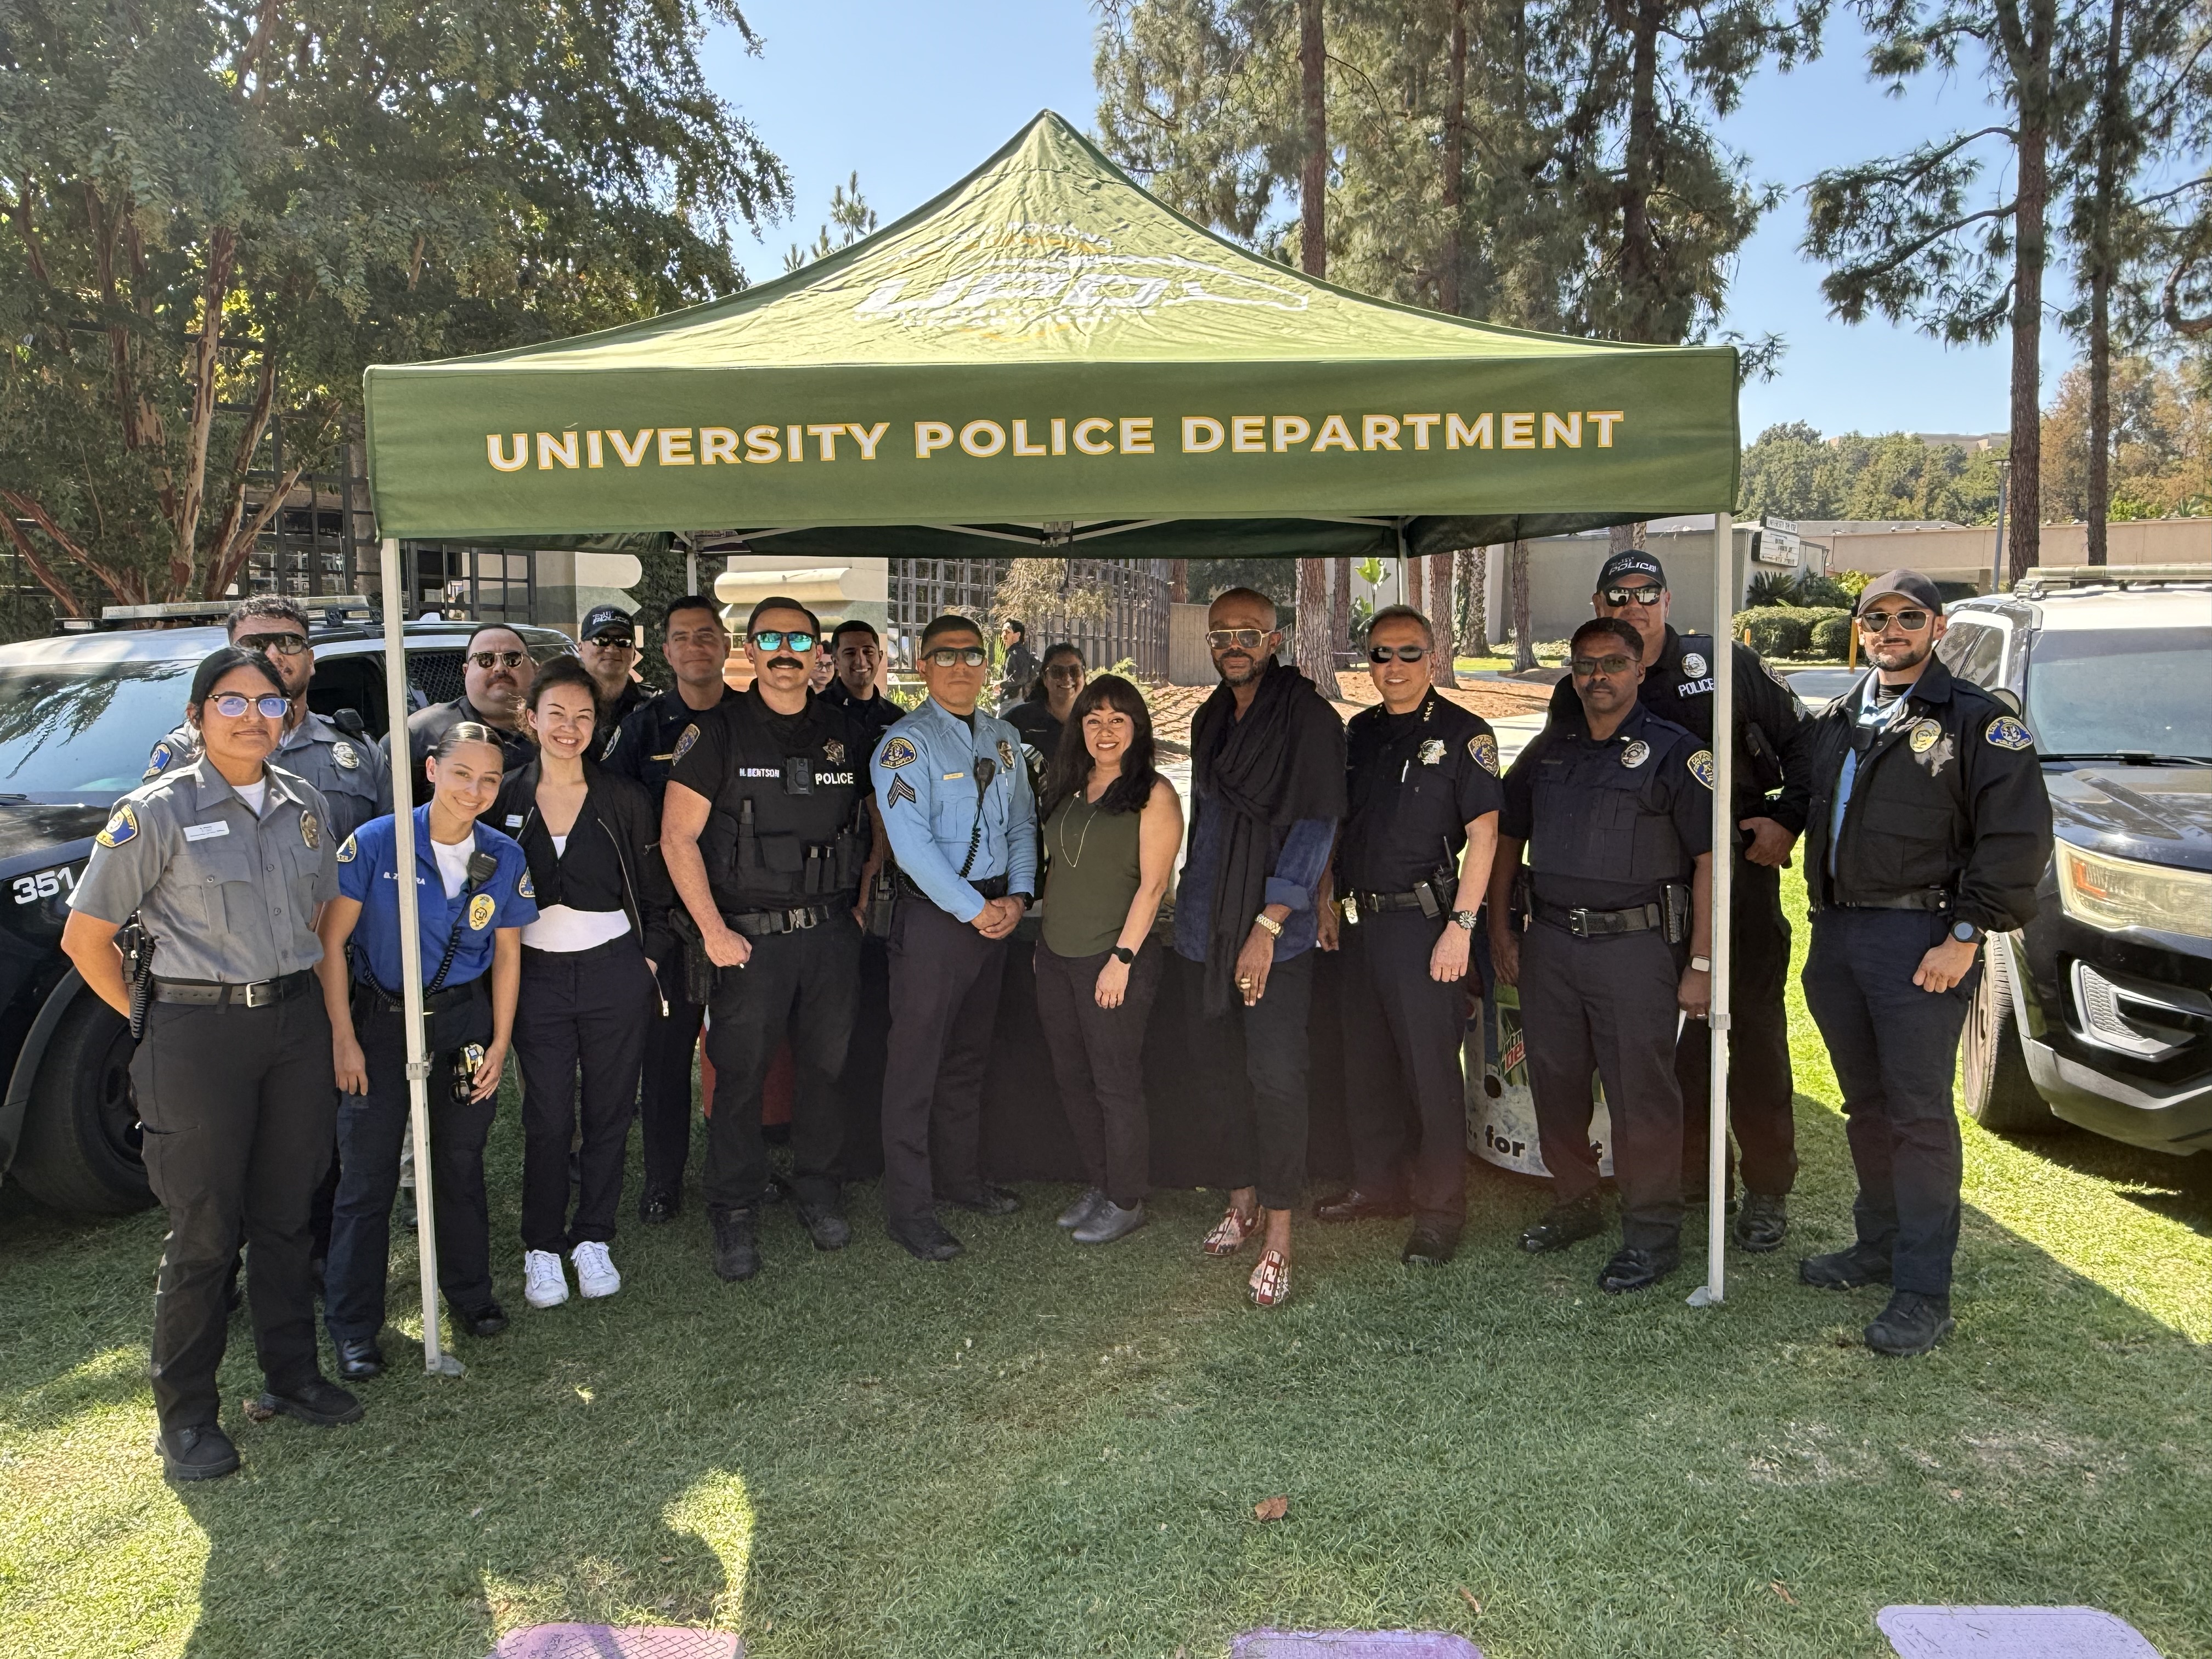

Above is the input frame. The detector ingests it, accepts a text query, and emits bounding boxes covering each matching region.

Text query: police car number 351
[13,865,77,905]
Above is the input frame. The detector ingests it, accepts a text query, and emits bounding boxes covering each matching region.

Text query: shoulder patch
[1687,748,1717,791]
[1469,732,1499,776]
[879,734,918,770]
[468,892,496,931]
[1764,660,1790,689]
[1985,714,2035,751]
[95,803,139,849]
[517,870,535,900]
[143,741,175,781]
[331,739,360,771]
[672,723,701,763]
[336,833,357,865]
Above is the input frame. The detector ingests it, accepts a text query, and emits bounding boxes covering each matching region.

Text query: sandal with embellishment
[1201,1206,1260,1257]
[1248,1248,1292,1307]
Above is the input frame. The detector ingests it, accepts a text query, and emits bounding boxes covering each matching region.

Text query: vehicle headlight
[2055,840,2212,940]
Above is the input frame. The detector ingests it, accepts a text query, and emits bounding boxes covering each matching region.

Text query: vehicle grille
[409,650,466,707]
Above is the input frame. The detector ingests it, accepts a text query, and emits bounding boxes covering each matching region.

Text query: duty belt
[354,978,481,1018]
[1837,888,1951,913]
[895,871,1010,904]
[726,902,844,937]
[152,968,317,1008]
[1532,899,1663,939]
[1348,888,1430,915]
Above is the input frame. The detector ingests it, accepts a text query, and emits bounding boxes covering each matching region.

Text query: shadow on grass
[1987,1122,2212,1238]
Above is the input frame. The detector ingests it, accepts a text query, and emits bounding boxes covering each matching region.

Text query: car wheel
[9,992,154,1215]
[1961,936,2061,1135]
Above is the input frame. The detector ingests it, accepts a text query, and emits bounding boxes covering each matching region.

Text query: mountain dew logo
[852,219,1309,332]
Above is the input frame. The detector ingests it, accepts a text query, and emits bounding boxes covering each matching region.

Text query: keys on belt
[151,968,316,1008]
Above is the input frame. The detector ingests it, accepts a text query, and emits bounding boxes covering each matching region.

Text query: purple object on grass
[1234,1634,1482,1659]
[1878,1605,2160,1658]
[489,1627,741,1659]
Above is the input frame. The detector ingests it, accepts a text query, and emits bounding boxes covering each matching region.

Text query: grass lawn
[3,866,2208,1658]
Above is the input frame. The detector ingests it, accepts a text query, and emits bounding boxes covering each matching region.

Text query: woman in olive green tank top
[1035,675,1183,1246]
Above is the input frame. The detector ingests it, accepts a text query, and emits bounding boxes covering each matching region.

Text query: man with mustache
[394,624,538,806]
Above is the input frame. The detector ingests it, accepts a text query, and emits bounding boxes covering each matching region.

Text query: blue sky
[702,2,2033,443]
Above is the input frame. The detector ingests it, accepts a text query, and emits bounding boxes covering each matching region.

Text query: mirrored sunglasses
[1368,645,1429,663]
[467,650,528,669]
[1205,628,1270,650]
[1601,585,1667,606]
[751,630,817,653]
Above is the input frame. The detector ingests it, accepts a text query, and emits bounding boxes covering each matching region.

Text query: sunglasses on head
[1368,644,1429,663]
[235,631,309,657]
[925,646,988,668]
[1205,627,1271,651]
[1570,654,1637,678]
[209,692,290,719]
[1600,585,1667,606]
[468,649,527,669]
[751,630,817,653]
[1858,608,1931,632]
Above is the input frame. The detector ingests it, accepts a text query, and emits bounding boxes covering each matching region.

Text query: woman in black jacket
[492,656,674,1311]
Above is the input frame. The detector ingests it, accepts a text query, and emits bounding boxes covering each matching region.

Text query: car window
[2026,627,2212,759]
[1938,619,2006,689]
[0,662,194,801]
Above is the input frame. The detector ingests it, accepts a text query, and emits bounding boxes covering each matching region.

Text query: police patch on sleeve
[468,893,496,930]
[1687,748,1717,791]
[672,723,701,763]
[1765,660,1791,688]
[1985,714,2035,751]
[1470,733,1499,776]
[1620,740,1651,769]
[143,741,174,781]
[336,833,357,865]
[95,804,139,849]
[332,739,360,771]
[517,870,535,899]
[300,810,319,850]
[879,735,918,770]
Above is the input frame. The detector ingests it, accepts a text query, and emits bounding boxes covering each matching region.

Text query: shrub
[1809,613,1854,659]
[1734,606,1810,658]
[1794,575,1856,609]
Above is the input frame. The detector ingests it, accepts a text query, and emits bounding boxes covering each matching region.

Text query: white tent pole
[379,538,462,1376]
[1691,511,1735,1308]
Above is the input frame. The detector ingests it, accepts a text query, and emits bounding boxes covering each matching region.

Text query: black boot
[1733,1193,1788,1253]
[156,1424,240,1482]
[1314,1189,1410,1224]
[1865,1290,1954,1357]
[1598,1243,1680,1294]
[334,1338,385,1383]
[1519,1194,1605,1254]
[1401,1221,1462,1266]
[710,1207,761,1282]
[1798,1242,1892,1289]
[257,1378,364,1427]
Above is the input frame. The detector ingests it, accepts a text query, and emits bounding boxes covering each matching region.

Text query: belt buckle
[792,906,816,931]
[1566,907,1591,938]
[237,981,270,1009]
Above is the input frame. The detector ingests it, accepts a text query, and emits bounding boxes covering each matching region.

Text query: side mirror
[1988,686,2022,717]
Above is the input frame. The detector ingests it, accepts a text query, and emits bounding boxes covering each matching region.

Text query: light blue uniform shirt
[871,696,1039,923]
[1827,674,1911,877]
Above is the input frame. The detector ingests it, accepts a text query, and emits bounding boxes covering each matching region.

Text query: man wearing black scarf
[1172,588,1346,1309]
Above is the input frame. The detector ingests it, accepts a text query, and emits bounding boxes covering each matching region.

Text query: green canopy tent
[363,112,1746,1361]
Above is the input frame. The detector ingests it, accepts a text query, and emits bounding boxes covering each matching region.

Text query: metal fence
[885,556,1171,682]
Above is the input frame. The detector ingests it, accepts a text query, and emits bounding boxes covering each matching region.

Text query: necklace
[1056,791,1098,868]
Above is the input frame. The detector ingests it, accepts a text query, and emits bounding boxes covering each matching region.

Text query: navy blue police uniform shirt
[1340,689,1505,896]
[337,806,538,993]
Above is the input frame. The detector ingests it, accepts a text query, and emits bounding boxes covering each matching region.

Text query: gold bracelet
[1252,912,1284,939]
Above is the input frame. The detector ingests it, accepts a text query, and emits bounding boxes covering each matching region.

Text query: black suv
[1948,567,2212,1156]
[0,610,572,1214]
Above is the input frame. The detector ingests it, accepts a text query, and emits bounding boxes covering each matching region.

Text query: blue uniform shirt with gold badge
[871,696,1039,922]
[337,806,537,993]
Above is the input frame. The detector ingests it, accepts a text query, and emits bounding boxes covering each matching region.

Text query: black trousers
[1678,852,1798,1197]
[1187,948,1316,1213]
[130,995,335,1433]
[1520,920,1685,1252]
[324,999,496,1343]
[882,899,1007,1226]
[1035,941,1164,1208]
[703,912,860,1213]
[516,936,657,1254]
[1340,912,1475,1226]
[639,967,705,1200]
[1803,907,1975,1296]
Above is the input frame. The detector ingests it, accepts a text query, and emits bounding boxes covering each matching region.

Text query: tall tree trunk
[2007,23,2052,586]
[1169,558,1189,603]
[1330,555,1351,664]
[1462,546,1489,652]
[1295,556,1334,687]
[1441,0,1468,314]
[1292,0,1332,686]
[1509,539,1535,672]
[1617,0,1665,343]
[2085,0,2125,566]
[1406,554,1424,611]
[1427,551,1457,684]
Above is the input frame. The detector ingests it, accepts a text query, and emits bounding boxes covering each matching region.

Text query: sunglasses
[467,650,528,669]
[208,692,290,719]
[1858,609,1931,632]
[1206,628,1271,651]
[1043,664,1085,682]
[925,646,988,668]
[1600,585,1667,606]
[1569,654,1637,678]
[587,634,635,651]
[1368,644,1429,663]
[751,630,817,653]
[235,631,309,657]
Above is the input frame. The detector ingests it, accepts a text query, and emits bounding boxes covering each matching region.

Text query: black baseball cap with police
[1595,550,1667,589]
[1855,568,1944,616]
[579,603,635,643]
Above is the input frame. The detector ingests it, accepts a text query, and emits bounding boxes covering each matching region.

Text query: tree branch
[173,224,238,594]
[0,490,142,608]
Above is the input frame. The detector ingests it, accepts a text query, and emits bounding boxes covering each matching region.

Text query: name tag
[184,822,230,842]
[943,771,965,781]
[504,814,524,828]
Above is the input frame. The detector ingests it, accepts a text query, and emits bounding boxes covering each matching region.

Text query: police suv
[1947,566,2212,1156]
[0,601,571,1214]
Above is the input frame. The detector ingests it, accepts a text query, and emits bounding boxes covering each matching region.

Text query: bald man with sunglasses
[394,625,538,806]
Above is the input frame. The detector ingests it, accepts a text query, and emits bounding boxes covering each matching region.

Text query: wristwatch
[1690,955,1713,973]
[1252,912,1284,939]
[1950,919,1985,946]
[1450,910,1479,933]
[1109,944,1136,965]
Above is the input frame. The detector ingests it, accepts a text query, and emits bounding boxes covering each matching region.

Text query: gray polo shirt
[146,708,391,844]
[72,757,340,983]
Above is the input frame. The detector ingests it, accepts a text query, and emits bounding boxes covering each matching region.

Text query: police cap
[1855,569,1944,615]
[1596,549,1667,589]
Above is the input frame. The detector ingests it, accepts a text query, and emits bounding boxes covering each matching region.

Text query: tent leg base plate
[424,1351,466,1377]
[1686,1284,1723,1308]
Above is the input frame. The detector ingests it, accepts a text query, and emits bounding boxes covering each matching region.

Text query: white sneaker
[572,1240,621,1299]
[523,1249,569,1308]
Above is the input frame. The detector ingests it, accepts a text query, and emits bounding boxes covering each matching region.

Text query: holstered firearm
[120,916,155,1040]
[865,866,898,938]
[1662,882,1692,946]
[667,908,718,1006]
[1743,720,1785,795]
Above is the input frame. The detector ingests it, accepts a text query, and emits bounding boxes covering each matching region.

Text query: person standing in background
[577,605,648,764]
[996,618,1037,712]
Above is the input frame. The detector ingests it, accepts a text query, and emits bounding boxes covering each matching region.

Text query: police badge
[1909,719,1942,754]
[1679,651,1708,679]
[332,740,360,771]
[468,893,496,930]
[300,810,320,850]
[824,738,846,766]
[997,738,1015,773]
[1620,740,1651,769]
[1418,738,1446,765]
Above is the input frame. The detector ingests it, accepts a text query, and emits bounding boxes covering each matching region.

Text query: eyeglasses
[467,650,527,669]
[208,693,290,719]
[1205,628,1271,650]
[1367,644,1429,663]
[751,630,817,653]
[1043,665,1085,682]
[924,646,988,668]
[235,631,309,657]
[1600,585,1667,607]
[1569,654,1637,678]
[1858,608,1931,632]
